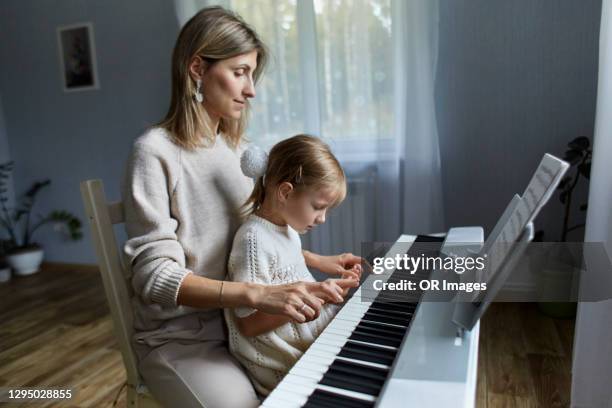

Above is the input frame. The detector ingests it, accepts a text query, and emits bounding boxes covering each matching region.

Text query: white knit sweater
[122,127,253,342]
[225,214,338,396]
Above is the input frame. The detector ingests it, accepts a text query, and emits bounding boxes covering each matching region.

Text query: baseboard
[496,282,538,301]
[42,262,99,273]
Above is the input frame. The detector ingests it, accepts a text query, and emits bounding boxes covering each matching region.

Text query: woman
[123,6,362,408]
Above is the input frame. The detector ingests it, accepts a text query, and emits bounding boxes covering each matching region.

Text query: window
[226,0,394,154]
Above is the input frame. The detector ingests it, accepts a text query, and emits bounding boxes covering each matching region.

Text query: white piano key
[316,384,378,402]
[283,372,323,387]
[358,318,408,329]
[326,317,360,330]
[345,338,398,351]
[337,308,369,319]
[291,366,326,381]
[295,359,331,374]
[331,303,370,320]
[335,355,390,370]
[307,347,340,361]
[263,381,317,406]
[314,332,348,347]
[261,389,307,408]
[331,313,364,324]
[307,341,342,356]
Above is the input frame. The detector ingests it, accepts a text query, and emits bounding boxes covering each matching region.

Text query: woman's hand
[248,278,359,323]
[304,251,366,280]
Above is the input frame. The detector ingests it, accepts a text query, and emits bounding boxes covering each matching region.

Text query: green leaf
[563,149,582,165]
[557,176,571,190]
[578,160,591,180]
[24,180,51,198]
[568,136,590,151]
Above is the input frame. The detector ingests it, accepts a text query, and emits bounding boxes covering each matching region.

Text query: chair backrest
[80,179,140,386]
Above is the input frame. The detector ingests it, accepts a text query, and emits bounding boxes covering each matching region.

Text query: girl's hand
[249,278,358,322]
[309,278,360,304]
[306,251,366,280]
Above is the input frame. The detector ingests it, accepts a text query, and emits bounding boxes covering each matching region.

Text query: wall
[436,0,601,244]
[0,0,178,262]
[0,93,14,216]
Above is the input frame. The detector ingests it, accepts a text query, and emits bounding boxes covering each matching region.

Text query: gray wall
[436,0,601,242]
[0,95,10,164]
[0,0,178,262]
[0,94,14,210]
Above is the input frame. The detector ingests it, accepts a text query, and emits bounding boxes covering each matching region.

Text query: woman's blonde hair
[159,6,268,149]
[243,135,347,216]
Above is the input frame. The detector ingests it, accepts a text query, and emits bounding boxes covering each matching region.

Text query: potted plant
[0,161,83,276]
[0,239,11,282]
[536,136,592,318]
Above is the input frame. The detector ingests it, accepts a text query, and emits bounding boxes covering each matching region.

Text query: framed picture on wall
[57,22,99,92]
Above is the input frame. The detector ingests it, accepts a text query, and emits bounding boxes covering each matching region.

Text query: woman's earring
[194,79,203,103]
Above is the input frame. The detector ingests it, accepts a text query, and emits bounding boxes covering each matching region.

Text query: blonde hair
[243,135,347,216]
[158,6,268,149]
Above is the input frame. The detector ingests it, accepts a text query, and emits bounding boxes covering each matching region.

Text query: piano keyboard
[261,235,445,408]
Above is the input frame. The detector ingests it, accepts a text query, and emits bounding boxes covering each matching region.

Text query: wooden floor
[0,266,575,407]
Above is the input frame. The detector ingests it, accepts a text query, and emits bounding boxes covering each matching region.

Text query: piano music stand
[452,222,535,331]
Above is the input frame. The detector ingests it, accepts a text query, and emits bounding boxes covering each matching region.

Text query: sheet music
[484,199,530,283]
[474,154,569,289]
[521,153,570,223]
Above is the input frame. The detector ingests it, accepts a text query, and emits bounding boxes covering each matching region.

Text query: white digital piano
[261,153,569,408]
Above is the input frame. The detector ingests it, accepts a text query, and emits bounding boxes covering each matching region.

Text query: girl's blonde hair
[243,135,347,216]
[158,6,268,149]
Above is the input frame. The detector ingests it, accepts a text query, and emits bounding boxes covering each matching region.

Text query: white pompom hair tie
[240,144,269,185]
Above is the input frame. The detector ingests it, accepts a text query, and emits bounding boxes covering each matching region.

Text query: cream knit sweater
[122,127,253,341]
[225,214,338,396]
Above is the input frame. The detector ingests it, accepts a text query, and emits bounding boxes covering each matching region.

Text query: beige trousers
[135,313,260,408]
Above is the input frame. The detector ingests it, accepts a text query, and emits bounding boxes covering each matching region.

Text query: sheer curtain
[572,0,612,406]
[175,0,444,255]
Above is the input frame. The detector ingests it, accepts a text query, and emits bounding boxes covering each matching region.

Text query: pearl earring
[194,79,203,103]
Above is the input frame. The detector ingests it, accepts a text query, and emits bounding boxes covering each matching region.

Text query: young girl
[224,135,361,396]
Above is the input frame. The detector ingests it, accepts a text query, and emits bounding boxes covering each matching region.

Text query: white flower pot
[0,266,11,283]
[6,248,44,276]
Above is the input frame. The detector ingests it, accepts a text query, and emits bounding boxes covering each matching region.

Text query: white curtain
[572,0,612,406]
[394,0,445,236]
[174,0,444,254]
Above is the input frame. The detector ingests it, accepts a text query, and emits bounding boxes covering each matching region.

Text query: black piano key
[373,293,417,303]
[329,359,388,381]
[349,330,402,347]
[375,295,422,305]
[355,321,406,338]
[362,311,411,326]
[372,299,417,310]
[320,372,382,396]
[414,235,445,243]
[351,325,403,346]
[339,341,397,365]
[302,396,337,408]
[320,368,385,396]
[370,300,417,314]
[304,389,374,408]
[368,305,414,318]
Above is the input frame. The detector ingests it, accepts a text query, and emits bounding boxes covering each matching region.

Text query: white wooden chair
[80,179,162,408]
